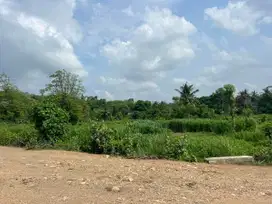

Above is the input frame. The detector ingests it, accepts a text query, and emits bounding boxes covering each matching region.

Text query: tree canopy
[0,70,271,123]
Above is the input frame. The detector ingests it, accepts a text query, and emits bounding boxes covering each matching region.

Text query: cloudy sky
[0,0,271,101]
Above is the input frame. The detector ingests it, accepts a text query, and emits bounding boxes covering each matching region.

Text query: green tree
[222,84,236,117]
[0,73,35,122]
[0,73,17,92]
[41,69,85,98]
[174,82,199,105]
[258,86,272,114]
[40,70,87,124]
[236,89,252,114]
[32,101,69,143]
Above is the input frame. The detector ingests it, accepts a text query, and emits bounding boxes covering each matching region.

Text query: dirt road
[0,146,272,204]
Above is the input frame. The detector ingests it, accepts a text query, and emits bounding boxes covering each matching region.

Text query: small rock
[67,181,72,185]
[112,186,121,192]
[138,188,144,192]
[105,155,110,159]
[150,167,156,171]
[265,191,272,196]
[259,192,266,196]
[43,177,48,180]
[80,181,87,185]
[186,181,197,188]
[106,186,121,192]
[62,196,68,201]
[123,176,133,182]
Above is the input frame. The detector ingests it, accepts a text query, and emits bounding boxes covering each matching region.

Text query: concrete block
[205,156,254,165]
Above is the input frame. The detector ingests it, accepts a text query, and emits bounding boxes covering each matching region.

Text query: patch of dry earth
[0,146,271,204]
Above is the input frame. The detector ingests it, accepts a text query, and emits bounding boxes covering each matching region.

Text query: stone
[62,196,68,201]
[112,186,121,192]
[106,186,121,192]
[123,176,133,182]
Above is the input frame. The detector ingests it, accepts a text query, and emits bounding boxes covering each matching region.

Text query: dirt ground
[0,147,272,204]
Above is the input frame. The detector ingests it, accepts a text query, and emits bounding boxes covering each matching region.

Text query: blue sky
[0,0,271,101]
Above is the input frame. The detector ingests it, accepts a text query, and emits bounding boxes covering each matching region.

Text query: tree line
[0,70,271,124]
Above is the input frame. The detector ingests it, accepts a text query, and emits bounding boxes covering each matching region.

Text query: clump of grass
[0,123,38,148]
[165,119,232,134]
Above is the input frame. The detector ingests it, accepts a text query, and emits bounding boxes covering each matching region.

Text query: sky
[0,0,271,101]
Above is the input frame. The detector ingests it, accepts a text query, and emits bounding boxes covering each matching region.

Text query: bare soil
[0,146,272,204]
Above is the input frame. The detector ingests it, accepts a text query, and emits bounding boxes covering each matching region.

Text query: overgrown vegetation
[0,71,272,164]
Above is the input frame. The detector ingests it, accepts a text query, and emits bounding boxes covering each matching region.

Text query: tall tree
[0,73,17,92]
[258,86,272,114]
[236,89,252,114]
[41,69,85,98]
[222,84,236,117]
[174,82,199,105]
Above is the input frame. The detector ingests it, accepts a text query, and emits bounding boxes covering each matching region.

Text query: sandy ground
[0,146,272,204]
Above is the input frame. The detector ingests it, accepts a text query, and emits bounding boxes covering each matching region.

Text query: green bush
[0,123,38,148]
[127,120,168,134]
[32,102,69,143]
[55,123,90,152]
[64,121,186,160]
[230,131,268,144]
[260,122,272,142]
[234,117,257,132]
[0,126,16,146]
[254,147,272,164]
[90,121,116,154]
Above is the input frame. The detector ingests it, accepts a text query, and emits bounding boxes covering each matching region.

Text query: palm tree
[174,82,199,105]
[236,89,251,113]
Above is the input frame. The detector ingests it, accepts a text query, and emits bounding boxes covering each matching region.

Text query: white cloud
[173,78,189,84]
[99,76,159,92]
[0,0,87,92]
[102,8,196,83]
[259,16,272,24]
[94,90,114,100]
[261,36,272,44]
[205,1,270,36]
[122,6,134,17]
[244,82,257,90]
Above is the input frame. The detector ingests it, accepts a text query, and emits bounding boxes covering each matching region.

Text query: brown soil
[0,146,272,204]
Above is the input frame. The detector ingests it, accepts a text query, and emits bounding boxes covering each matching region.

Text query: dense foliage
[0,70,271,164]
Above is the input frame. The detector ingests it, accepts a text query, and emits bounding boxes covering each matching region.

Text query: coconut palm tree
[174,82,199,105]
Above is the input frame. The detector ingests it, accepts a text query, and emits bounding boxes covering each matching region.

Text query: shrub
[254,147,272,164]
[32,102,69,143]
[231,131,268,144]
[55,123,90,152]
[89,121,116,154]
[0,126,16,146]
[234,117,257,132]
[127,120,168,134]
[260,122,272,142]
[0,123,38,148]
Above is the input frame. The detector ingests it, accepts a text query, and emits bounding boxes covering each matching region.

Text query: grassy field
[0,116,271,164]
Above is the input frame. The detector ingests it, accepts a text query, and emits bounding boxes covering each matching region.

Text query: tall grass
[0,123,38,147]
[181,134,262,162]
[160,118,257,134]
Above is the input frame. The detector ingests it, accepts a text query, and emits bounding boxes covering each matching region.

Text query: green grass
[1,118,271,164]
[174,132,263,162]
